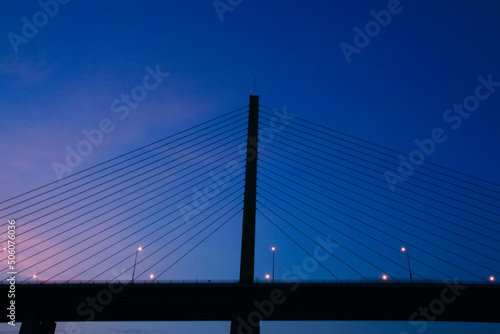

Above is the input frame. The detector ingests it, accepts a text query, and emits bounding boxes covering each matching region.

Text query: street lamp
[490,276,495,282]
[150,274,155,280]
[132,246,142,283]
[271,245,276,282]
[265,274,270,280]
[401,246,413,281]
[382,274,388,281]
[33,274,38,283]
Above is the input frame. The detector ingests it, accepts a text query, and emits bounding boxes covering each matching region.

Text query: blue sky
[1,0,499,333]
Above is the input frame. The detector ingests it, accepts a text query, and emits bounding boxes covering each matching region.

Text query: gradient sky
[1,0,499,333]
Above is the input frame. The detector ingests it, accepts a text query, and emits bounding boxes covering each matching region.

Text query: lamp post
[132,246,142,283]
[271,245,275,282]
[401,246,413,281]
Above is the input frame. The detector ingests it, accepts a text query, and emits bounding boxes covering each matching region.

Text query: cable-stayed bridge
[0,95,499,333]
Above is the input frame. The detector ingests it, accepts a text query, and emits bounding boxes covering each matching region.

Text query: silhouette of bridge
[1,96,499,333]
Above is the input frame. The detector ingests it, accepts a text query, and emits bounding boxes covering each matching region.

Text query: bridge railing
[1,279,497,285]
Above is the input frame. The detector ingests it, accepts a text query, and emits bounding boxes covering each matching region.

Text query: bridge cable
[260,105,500,192]
[0,105,248,207]
[11,156,246,278]
[258,191,429,282]
[127,198,244,281]
[261,122,500,224]
[6,141,245,268]
[4,117,247,223]
[149,207,243,281]
[258,200,371,280]
[259,173,498,277]
[71,183,245,282]
[262,137,500,234]
[257,208,340,281]
[259,160,500,257]
[80,183,244,281]
[260,109,500,201]
[259,113,500,210]
[18,171,244,282]
[260,149,500,246]
[10,153,246,274]
[258,177,489,281]
[14,128,247,239]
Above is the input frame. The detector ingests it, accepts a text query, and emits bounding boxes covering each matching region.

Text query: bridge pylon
[231,94,260,334]
[239,94,259,284]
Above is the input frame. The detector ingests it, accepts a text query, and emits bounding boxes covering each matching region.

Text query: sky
[0,0,500,333]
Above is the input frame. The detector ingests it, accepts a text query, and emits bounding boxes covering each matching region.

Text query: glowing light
[33,275,37,279]
[150,274,154,279]
[3,247,6,251]
[490,276,495,282]
[271,246,275,251]
[265,274,270,280]
[401,246,406,252]
[382,274,388,281]
[137,246,143,252]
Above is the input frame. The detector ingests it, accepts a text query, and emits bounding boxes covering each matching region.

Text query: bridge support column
[230,308,260,334]
[19,309,57,334]
[231,95,260,334]
[39,321,57,334]
[19,309,39,334]
[239,94,259,284]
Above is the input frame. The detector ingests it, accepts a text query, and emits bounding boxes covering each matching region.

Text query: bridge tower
[231,95,260,334]
[239,94,259,284]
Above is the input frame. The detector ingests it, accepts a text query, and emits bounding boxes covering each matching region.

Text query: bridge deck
[1,282,499,323]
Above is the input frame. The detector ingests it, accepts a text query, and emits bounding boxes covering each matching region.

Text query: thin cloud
[0,55,57,87]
